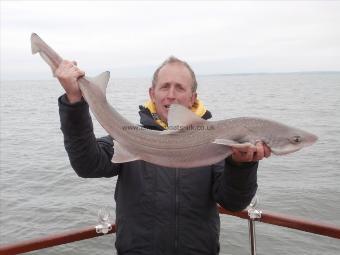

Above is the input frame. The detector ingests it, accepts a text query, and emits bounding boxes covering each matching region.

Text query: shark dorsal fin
[88,71,110,94]
[111,139,140,163]
[168,104,207,129]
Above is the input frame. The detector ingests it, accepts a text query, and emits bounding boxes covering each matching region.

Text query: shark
[31,33,318,168]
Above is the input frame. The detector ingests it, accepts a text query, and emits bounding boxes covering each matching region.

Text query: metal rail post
[95,207,113,234]
[247,196,262,255]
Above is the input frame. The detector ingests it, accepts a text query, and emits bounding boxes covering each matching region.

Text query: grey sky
[1,1,340,80]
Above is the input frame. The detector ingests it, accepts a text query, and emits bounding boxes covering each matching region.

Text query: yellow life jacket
[143,99,208,129]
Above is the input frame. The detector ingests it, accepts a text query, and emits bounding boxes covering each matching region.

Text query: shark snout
[306,133,318,146]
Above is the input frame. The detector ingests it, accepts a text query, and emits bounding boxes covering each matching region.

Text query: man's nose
[166,86,176,99]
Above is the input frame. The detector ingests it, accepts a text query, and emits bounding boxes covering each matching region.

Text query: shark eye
[290,136,302,144]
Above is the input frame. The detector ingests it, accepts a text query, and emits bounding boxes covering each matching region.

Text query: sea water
[1,73,339,254]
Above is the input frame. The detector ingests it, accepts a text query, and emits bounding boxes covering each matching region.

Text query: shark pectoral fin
[112,141,140,163]
[88,71,110,94]
[213,139,256,152]
[168,104,208,129]
[213,139,237,146]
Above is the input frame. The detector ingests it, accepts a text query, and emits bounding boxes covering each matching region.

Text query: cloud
[1,1,340,80]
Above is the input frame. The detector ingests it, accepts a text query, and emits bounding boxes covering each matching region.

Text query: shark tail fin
[30,33,62,75]
[31,33,41,54]
[88,71,110,94]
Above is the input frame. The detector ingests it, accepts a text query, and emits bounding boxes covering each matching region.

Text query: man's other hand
[231,142,271,163]
[55,60,85,103]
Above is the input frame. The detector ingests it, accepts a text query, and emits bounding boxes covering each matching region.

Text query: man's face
[149,63,197,123]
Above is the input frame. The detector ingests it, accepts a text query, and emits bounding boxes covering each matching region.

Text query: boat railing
[0,204,339,255]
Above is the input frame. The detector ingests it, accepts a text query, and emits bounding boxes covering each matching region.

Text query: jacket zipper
[175,168,179,252]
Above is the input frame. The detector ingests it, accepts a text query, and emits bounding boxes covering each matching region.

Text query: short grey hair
[152,56,198,92]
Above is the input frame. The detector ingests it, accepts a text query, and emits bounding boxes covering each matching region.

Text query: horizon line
[1,70,340,82]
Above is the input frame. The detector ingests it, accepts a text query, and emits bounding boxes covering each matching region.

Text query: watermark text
[122,125,215,131]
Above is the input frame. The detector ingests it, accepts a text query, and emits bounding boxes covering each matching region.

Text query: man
[56,57,271,255]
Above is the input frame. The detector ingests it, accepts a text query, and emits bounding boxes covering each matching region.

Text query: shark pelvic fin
[112,140,140,163]
[88,71,110,94]
[168,104,207,129]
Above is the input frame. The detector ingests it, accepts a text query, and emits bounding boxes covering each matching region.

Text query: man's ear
[191,92,197,106]
[149,87,155,103]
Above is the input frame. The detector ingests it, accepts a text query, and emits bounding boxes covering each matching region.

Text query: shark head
[268,127,318,155]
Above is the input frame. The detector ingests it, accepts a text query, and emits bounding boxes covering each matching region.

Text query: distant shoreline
[199,71,340,77]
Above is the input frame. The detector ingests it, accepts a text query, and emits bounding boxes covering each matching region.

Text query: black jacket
[58,95,258,255]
